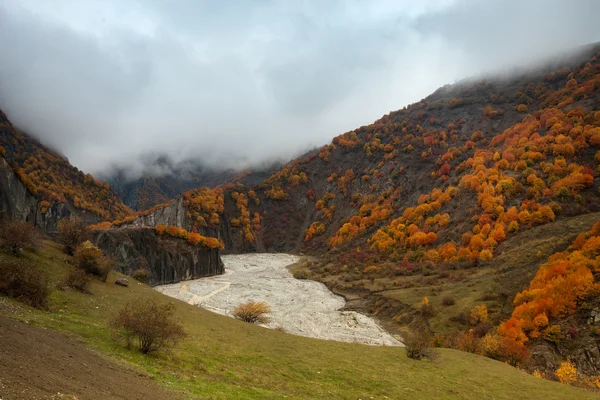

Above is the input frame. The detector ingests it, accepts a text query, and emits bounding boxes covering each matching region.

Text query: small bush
[57,216,88,255]
[111,299,186,354]
[450,310,471,326]
[0,258,49,309]
[132,268,148,283]
[74,241,112,281]
[233,301,272,324]
[479,292,498,301]
[544,324,564,344]
[469,304,489,325]
[420,297,435,317]
[555,360,577,385]
[472,323,492,338]
[0,219,39,256]
[402,325,436,360]
[441,295,456,306]
[60,268,91,292]
[454,330,481,354]
[479,330,503,359]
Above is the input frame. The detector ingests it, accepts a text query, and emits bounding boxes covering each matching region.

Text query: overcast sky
[0,0,599,177]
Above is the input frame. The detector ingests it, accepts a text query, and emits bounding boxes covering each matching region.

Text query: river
[155,253,401,346]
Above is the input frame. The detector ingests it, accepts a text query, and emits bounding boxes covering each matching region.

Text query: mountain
[104,157,283,211]
[0,111,131,222]
[124,43,600,375]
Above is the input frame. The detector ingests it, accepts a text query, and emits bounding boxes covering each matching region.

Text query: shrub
[420,297,435,317]
[0,258,49,309]
[454,330,481,354]
[0,219,39,256]
[469,304,489,325]
[132,268,148,283]
[402,325,436,360]
[499,336,529,367]
[60,267,92,292]
[111,299,186,354]
[544,324,564,344]
[233,301,272,324]
[57,216,88,255]
[441,295,456,306]
[532,370,546,379]
[74,241,112,281]
[556,360,577,385]
[516,104,529,113]
[479,331,502,359]
[472,323,492,338]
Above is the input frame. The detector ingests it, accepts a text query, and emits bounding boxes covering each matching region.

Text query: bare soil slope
[0,316,185,400]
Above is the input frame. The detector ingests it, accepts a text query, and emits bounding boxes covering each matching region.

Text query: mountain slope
[134,43,600,259]
[0,111,131,222]
[125,43,600,376]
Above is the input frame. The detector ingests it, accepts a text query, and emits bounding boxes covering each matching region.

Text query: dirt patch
[0,316,186,400]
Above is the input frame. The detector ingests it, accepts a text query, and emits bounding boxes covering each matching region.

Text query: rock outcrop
[128,196,190,230]
[123,195,243,254]
[1,155,225,286]
[93,228,224,286]
[0,156,99,231]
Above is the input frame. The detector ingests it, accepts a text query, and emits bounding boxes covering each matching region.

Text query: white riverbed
[155,253,401,346]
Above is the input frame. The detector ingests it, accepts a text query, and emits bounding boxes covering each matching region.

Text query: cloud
[0,0,598,177]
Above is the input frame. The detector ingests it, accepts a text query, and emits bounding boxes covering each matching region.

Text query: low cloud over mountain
[0,0,598,176]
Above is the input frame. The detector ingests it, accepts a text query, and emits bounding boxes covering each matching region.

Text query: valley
[0,10,600,396]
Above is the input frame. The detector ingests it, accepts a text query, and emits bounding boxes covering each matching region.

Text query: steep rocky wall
[128,196,190,229]
[124,195,241,251]
[92,228,224,286]
[0,156,99,231]
[0,155,37,222]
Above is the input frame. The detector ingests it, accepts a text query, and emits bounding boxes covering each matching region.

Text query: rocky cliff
[0,155,99,231]
[1,155,224,285]
[128,196,190,229]
[124,195,248,254]
[93,228,224,286]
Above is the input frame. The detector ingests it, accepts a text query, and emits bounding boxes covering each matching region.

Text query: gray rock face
[115,278,129,287]
[128,196,189,230]
[93,228,224,286]
[0,156,37,222]
[0,156,99,231]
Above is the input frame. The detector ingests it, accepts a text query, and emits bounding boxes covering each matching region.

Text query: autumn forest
[2,42,600,391]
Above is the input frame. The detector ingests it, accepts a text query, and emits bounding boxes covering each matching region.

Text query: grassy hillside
[0,240,596,399]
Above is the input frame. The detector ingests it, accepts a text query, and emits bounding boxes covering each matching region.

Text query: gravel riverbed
[156,253,401,346]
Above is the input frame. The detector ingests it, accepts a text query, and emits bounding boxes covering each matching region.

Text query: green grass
[381,271,497,333]
[1,240,597,399]
[364,213,600,334]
